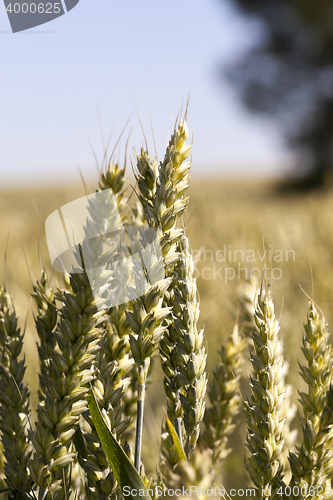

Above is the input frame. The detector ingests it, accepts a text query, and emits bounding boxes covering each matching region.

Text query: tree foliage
[225,0,333,186]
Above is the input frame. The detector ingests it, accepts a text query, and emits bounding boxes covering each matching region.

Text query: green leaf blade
[87,388,152,500]
[165,412,187,462]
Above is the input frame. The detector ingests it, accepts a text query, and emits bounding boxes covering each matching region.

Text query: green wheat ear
[245,284,286,499]
[172,235,207,455]
[288,302,333,495]
[237,277,259,338]
[0,287,33,495]
[31,182,124,499]
[202,322,247,465]
[160,234,207,486]
[32,270,58,404]
[160,447,214,500]
[127,118,193,472]
[237,276,297,483]
[78,161,135,499]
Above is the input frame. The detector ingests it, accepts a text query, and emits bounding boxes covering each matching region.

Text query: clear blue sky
[0,0,292,186]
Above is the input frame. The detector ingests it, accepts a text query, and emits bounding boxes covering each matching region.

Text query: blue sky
[0,0,292,186]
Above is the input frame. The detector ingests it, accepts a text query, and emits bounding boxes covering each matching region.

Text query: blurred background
[2,0,333,491]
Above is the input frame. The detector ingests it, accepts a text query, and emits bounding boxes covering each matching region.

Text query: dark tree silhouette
[224,0,333,187]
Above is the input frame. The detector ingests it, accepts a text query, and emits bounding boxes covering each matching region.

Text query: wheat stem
[134,366,146,471]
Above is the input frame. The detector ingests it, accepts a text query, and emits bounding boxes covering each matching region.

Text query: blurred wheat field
[1,178,333,490]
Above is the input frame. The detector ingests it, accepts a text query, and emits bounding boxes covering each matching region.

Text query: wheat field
[1,173,333,496]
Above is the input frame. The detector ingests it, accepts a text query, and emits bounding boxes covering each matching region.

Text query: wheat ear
[30,182,124,498]
[160,236,207,457]
[102,163,139,444]
[288,302,333,496]
[30,271,104,498]
[237,277,259,338]
[77,162,137,498]
[32,270,58,404]
[0,287,33,495]
[160,447,214,500]
[238,277,297,483]
[202,322,247,464]
[245,284,286,499]
[127,120,192,471]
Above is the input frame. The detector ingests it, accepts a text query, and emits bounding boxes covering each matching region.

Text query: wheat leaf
[87,388,152,500]
[164,410,187,462]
